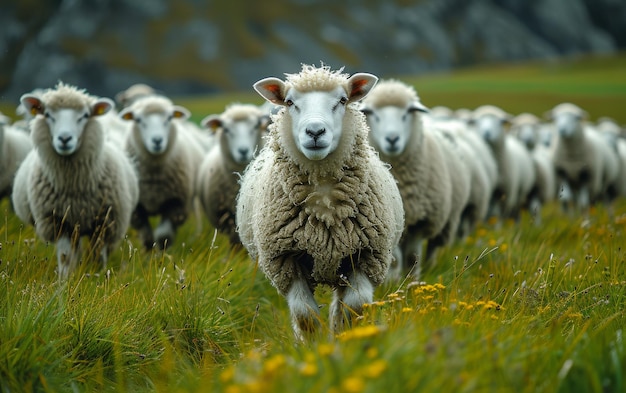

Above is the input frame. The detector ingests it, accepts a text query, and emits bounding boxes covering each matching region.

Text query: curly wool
[361,80,451,238]
[238,107,403,295]
[197,104,266,242]
[125,96,202,215]
[13,86,137,246]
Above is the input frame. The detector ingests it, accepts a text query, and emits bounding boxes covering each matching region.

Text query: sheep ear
[201,114,222,131]
[173,106,190,121]
[20,94,45,117]
[119,108,135,121]
[254,78,287,106]
[91,98,114,117]
[543,110,554,121]
[346,73,378,103]
[408,101,429,113]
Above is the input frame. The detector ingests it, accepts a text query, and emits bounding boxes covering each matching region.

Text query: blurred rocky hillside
[0,0,624,104]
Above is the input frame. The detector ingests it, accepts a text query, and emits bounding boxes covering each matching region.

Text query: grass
[1,54,626,392]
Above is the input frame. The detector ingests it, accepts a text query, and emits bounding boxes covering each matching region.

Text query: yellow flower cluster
[338,324,385,341]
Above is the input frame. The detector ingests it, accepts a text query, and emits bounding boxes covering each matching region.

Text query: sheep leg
[405,236,424,280]
[330,269,373,335]
[576,185,590,214]
[386,245,403,282]
[56,235,78,280]
[132,204,155,249]
[286,276,320,341]
[155,199,187,249]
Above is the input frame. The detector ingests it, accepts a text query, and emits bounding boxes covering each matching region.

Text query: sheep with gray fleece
[426,116,494,238]
[471,105,536,221]
[547,103,619,213]
[511,112,557,224]
[0,116,32,201]
[237,65,404,339]
[196,103,269,244]
[121,95,204,249]
[12,82,139,279]
[360,79,470,281]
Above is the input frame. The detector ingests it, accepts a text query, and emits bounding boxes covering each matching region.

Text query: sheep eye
[167,114,173,122]
[44,112,51,119]
[80,113,89,122]
[339,97,348,105]
[285,99,294,107]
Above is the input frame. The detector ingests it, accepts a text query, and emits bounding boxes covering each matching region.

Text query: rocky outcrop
[0,0,622,105]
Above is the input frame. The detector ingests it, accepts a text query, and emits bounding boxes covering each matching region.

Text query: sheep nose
[58,135,72,145]
[152,137,163,147]
[238,147,249,157]
[306,123,326,139]
[386,135,399,146]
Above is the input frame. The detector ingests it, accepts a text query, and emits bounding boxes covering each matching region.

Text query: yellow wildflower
[434,283,446,290]
[318,343,335,357]
[220,366,235,383]
[363,359,388,378]
[300,362,318,377]
[488,239,498,247]
[263,354,286,375]
[366,347,379,359]
[225,385,241,393]
[402,307,413,313]
[342,377,365,393]
[491,315,499,320]
[500,243,508,252]
[338,325,383,341]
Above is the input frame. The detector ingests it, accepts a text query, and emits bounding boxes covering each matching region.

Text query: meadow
[1,53,626,392]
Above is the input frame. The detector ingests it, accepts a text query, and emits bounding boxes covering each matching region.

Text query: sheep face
[475,114,508,146]
[254,68,378,161]
[553,112,583,138]
[20,94,113,156]
[516,124,538,150]
[361,102,427,157]
[121,105,189,155]
[203,114,268,164]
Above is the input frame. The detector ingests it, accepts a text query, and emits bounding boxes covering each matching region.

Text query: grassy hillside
[1,55,625,392]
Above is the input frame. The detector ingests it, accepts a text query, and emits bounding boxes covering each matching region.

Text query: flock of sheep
[1,64,624,339]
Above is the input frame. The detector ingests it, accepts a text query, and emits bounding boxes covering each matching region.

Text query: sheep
[0,116,32,201]
[547,103,619,213]
[596,117,626,199]
[115,83,156,109]
[511,113,557,224]
[471,105,536,221]
[236,64,404,339]
[196,103,269,244]
[360,79,470,281]
[428,119,494,239]
[121,95,204,250]
[11,82,139,279]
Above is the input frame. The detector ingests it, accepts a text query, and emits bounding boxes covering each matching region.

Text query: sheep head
[120,96,190,156]
[20,87,113,156]
[254,64,377,161]
[359,80,429,157]
[471,105,513,146]
[545,103,587,139]
[202,104,269,165]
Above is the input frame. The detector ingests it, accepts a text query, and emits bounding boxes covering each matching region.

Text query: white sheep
[511,113,557,224]
[115,83,156,108]
[360,79,470,281]
[596,117,626,199]
[0,117,32,201]
[12,82,139,279]
[547,103,619,213]
[428,118,494,238]
[196,103,269,243]
[471,105,536,221]
[236,65,404,339]
[121,95,204,249]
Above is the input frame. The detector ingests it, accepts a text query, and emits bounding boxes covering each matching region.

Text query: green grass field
[1,54,626,392]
